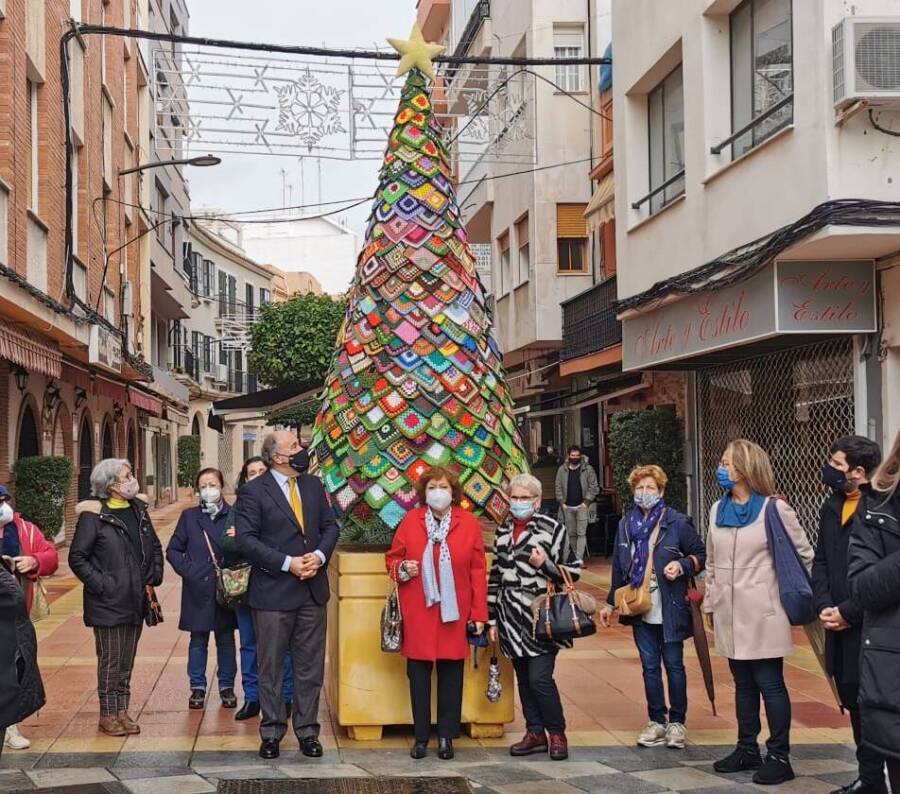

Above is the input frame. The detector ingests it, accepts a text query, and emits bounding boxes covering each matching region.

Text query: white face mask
[0,503,13,526]
[200,486,221,504]
[426,488,452,512]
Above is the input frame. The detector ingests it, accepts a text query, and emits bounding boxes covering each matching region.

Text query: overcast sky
[184,0,416,236]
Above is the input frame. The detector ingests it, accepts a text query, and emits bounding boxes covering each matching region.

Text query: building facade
[0,0,177,539]
[612,0,900,535]
[183,219,276,487]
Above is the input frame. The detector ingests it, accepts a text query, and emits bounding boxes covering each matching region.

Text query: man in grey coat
[554,446,600,561]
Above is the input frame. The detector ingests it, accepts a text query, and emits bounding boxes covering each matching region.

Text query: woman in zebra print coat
[488,473,581,762]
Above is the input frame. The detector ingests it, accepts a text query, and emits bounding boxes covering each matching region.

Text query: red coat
[386,506,488,661]
[12,513,59,612]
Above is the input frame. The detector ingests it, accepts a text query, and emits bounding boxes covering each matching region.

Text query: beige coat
[702,498,813,660]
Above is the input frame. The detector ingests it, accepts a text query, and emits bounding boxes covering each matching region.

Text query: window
[497,232,510,296]
[228,275,237,314]
[218,270,228,316]
[730,0,793,159]
[259,286,270,306]
[516,215,529,286]
[72,147,80,253]
[245,283,254,318]
[556,204,588,272]
[28,81,38,211]
[554,27,584,93]
[102,94,113,192]
[171,320,182,368]
[103,288,115,323]
[191,331,201,380]
[73,259,87,302]
[154,181,167,243]
[203,335,212,373]
[648,65,685,214]
[203,259,215,297]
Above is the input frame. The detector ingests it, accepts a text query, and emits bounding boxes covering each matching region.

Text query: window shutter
[516,216,529,247]
[498,231,510,252]
[557,204,588,238]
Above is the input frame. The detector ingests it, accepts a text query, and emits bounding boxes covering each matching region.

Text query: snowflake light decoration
[274,68,346,150]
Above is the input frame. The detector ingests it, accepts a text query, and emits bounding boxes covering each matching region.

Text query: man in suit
[236,430,339,760]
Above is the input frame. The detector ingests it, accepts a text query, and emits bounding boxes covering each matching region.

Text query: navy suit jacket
[234,470,340,611]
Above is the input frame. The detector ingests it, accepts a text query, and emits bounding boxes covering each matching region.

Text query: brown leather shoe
[510,730,548,756]
[549,732,569,761]
[117,711,140,735]
[98,715,127,737]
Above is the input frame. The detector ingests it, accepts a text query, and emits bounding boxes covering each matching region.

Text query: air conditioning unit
[833,17,900,109]
[213,363,228,384]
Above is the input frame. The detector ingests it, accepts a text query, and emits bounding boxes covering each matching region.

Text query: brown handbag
[614,516,664,617]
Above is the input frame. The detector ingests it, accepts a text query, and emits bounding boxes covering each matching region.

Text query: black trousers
[836,680,886,786]
[253,603,326,742]
[512,650,565,735]
[728,657,791,759]
[94,623,143,717]
[887,758,900,792]
[406,659,464,743]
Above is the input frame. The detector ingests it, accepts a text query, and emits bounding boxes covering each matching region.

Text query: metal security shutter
[697,338,854,545]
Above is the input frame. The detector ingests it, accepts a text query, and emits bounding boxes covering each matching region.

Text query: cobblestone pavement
[0,498,861,793]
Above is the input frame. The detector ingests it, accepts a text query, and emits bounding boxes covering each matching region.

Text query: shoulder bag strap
[201,529,222,573]
[645,512,665,577]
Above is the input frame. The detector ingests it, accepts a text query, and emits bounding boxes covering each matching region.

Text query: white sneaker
[637,721,667,747]
[666,721,686,749]
[3,724,31,750]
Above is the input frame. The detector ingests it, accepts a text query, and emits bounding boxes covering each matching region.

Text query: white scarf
[422,507,459,623]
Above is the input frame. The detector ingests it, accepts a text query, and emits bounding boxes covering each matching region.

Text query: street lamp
[118,154,222,177]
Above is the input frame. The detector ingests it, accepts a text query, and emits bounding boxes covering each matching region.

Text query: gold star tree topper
[387,23,445,80]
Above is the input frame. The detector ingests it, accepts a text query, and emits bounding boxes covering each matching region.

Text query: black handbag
[532,566,597,642]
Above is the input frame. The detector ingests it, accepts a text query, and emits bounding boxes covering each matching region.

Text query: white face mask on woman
[200,486,221,505]
[0,502,13,526]
[426,488,452,512]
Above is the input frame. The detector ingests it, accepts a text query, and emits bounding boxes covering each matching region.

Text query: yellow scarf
[108,496,129,509]
[842,490,862,526]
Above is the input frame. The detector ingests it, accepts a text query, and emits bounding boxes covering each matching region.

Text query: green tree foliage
[266,400,320,430]
[608,406,687,513]
[247,294,347,388]
[12,456,74,540]
[177,435,201,490]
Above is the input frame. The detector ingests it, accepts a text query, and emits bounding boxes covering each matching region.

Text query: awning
[584,172,615,232]
[61,361,92,392]
[95,376,128,404]
[212,381,321,417]
[0,326,62,379]
[129,387,163,416]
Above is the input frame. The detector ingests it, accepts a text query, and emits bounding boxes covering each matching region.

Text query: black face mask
[289,449,310,473]
[569,457,581,467]
[821,464,847,491]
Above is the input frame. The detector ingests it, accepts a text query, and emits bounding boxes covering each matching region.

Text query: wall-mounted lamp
[74,387,88,409]
[113,402,125,421]
[11,365,28,392]
[44,380,62,413]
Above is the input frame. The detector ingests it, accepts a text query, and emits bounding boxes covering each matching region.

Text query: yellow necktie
[288,477,305,535]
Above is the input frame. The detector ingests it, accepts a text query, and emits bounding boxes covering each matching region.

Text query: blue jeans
[188,630,237,692]
[235,605,293,703]
[633,622,687,725]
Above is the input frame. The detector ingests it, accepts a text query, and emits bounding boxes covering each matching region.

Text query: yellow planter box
[326,549,514,741]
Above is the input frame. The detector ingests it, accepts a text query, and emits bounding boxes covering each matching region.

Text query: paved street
[0,500,860,792]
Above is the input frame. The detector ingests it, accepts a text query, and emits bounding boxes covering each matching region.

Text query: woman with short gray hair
[69,459,163,737]
[487,472,581,761]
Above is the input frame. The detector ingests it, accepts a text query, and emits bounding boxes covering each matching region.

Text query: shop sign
[88,324,122,373]
[622,260,876,370]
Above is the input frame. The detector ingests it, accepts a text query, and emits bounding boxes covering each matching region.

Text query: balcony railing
[445,0,489,85]
[560,276,622,362]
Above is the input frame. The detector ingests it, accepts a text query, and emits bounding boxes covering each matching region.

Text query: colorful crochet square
[312,68,528,536]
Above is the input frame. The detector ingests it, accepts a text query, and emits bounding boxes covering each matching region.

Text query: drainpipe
[587,0,597,286]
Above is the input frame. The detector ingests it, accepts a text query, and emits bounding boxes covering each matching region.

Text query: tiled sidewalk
[1,500,858,793]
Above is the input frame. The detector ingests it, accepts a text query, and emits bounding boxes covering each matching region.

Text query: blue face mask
[633,493,661,510]
[509,500,535,521]
[716,465,737,490]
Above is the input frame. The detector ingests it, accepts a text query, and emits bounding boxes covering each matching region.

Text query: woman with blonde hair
[600,465,705,750]
[848,428,900,791]
[704,439,813,786]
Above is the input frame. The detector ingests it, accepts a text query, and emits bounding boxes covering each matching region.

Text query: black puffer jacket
[68,498,164,628]
[0,563,45,730]
[848,487,900,760]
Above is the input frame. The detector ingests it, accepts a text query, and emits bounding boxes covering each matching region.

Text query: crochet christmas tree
[311,26,528,539]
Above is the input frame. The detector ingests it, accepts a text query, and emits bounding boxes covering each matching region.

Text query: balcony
[445,0,490,85]
[560,277,622,363]
[149,364,190,405]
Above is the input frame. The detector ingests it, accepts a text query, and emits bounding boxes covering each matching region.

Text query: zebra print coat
[487,512,582,659]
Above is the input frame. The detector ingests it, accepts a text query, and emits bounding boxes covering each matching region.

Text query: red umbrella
[686,580,717,716]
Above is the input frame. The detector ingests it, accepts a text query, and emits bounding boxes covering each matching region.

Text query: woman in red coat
[386,465,488,761]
